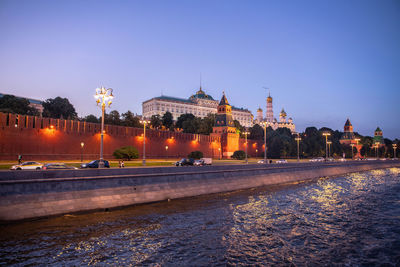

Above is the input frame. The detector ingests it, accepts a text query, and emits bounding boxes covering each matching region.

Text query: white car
[309,157,324,162]
[276,159,288,164]
[338,158,346,162]
[257,159,266,164]
[10,161,43,170]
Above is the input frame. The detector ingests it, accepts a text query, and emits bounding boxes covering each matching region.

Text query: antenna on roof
[200,73,202,89]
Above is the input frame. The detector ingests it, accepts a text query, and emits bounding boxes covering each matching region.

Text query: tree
[84,114,99,123]
[105,110,121,125]
[176,113,195,129]
[113,146,139,160]
[233,120,245,136]
[121,111,140,127]
[232,150,246,160]
[198,113,216,135]
[162,111,174,129]
[249,124,264,140]
[188,151,203,159]
[42,97,77,119]
[150,114,162,129]
[0,94,39,115]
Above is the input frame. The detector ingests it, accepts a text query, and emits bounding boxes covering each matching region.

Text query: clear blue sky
[1,0,399,138]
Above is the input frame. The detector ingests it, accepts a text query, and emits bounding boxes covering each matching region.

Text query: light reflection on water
[1,168,400,266]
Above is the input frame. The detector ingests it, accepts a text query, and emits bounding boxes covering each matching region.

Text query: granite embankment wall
[1,161,399,221]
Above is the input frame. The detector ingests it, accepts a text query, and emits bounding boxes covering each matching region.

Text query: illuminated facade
[339,118,361,158]
[373,127,384,147]
[142,87,253,127]
[255,92,295,133]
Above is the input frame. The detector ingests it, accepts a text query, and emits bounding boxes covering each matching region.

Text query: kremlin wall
[0,112,263,161]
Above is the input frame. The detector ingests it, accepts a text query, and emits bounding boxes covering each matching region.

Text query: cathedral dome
[257,107,263,112]
[190,87,214,100]
[280,108,287,117]
[267,95,272,103]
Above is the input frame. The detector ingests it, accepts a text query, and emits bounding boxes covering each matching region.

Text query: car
[194,159,205,166]
[10,161,43,170]
[81,160,110,168]
[257,159,266,164]
[175,158,194,166]
[276,159,288,164]
[327,158,335,162]
[200,158,212,165]
[42,163,78,170]
[338,158,346,162]
[309,157,324,162]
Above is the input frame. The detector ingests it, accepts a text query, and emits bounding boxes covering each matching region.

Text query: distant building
[255,92,295,133]
[373,127,384,147]
[339,118,362,158]
[142,87,253,127]
[0,93,43,115]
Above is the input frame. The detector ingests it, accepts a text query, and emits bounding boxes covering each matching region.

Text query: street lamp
[244,131,250,164]
[218,147,221,160]
[94,87,114,168]
[354,138,360,159]
[165,145,169,159]
[139,119,151,166]
[350,143,354,160]
[327,141,332,159]
[260,122,267,164]
[393,144,397,159]
[322,132,331,161]
[295,134,301,162]
[80,142,84,162]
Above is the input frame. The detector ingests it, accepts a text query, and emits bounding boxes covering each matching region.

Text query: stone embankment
[1,161,399,221]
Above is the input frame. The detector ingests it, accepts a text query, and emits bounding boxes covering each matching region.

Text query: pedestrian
[18,154,22,164]
[121,160,125,168]
[118,160,121,168]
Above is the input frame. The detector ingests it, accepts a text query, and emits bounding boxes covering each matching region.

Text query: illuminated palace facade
[142,87,253,127]
[255,92,296,133]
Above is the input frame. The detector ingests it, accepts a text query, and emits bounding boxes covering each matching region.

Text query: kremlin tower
[266,93,273,122]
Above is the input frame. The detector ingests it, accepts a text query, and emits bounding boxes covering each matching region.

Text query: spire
[345,118,352,126]
[219,91,229,105]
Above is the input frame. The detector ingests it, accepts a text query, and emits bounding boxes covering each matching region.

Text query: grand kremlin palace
[142,87,253,127]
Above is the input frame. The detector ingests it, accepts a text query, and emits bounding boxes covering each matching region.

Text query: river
[1,167,400,266]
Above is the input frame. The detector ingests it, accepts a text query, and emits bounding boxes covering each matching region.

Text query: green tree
[198,113,216,135]
[232,150,246,160]
[84,114,99,123]
[182,117,201,133]
[233,120,245,136]
[188,150,203,159]
[0,94,39,115]
[113,146,139,160]
[150,114,162,129]
[104,110,121,125]
[42,97,77,119]
[121,111,140,127]
[162,111,174,129]
[249,124,264,140]
[176,113,195,129]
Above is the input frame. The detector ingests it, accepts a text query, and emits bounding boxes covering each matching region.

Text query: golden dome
[267,95,272,103]
[257,107,263,112]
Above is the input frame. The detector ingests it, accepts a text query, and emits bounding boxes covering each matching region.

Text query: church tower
[256,107,263,122]
[211,92,239,158]
[279,108,287,122]
[266,92,273,122]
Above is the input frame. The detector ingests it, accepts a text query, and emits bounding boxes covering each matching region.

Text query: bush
[113,146,139,160]
[188,150,203,159]
[232,150,246,160]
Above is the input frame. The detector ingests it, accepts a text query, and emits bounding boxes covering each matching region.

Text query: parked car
[338,158,346,162]
[276,159,288,164]
[200,158,212,165]
[309,157,324,162]
[257,159,267,164]
[81,160,110,168]
[175,158,194,166]
[42,163,78,170]
[10,161,43,170]
[194,159,205,166]
[327,158,335,162]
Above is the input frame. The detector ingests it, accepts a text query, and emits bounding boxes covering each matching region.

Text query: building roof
[345,118,352,127]
[219,93,229,106]
[0,93,43,105]
[190,87,214,100]
[280,108,287,116]
[375,127,382,132]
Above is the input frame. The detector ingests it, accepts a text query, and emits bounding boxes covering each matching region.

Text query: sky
[0,0,399,139]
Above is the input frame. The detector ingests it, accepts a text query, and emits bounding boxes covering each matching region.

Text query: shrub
[232,150,246,160]
[113,146,139,160]
[188,150,203,159]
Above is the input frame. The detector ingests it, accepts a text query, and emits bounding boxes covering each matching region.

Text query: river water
[1,168,400,266]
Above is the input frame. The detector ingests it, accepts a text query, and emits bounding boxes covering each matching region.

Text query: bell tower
[211,92,239,158]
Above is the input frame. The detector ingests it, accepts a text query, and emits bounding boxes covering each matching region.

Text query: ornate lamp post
[393,144,397,159]
[80,142,84,162]
[139,119,151,166]
[354,138,360,159]
[350,143,354,160]
[243,131,250,164]
[295,134,301,162]
[94,87,114,168]
[322,132,331,161]
[260,122,267,164]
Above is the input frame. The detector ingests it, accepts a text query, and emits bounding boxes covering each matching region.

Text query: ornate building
[339,118,361,158]
[211,93,239,158]
[142,87,253,127]
[373,127,384,147]
[255,92,295,133]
